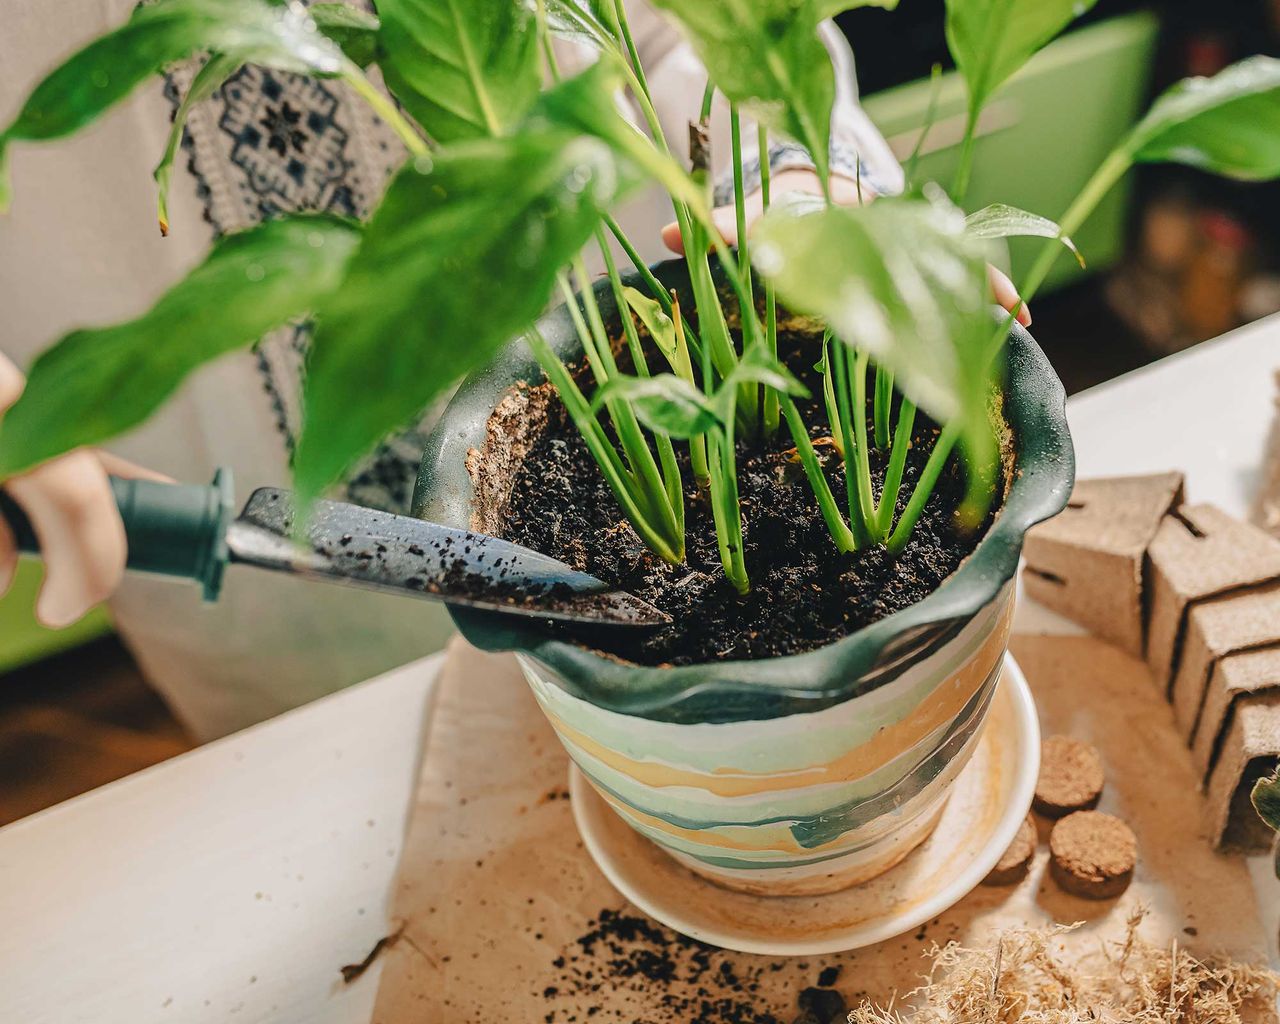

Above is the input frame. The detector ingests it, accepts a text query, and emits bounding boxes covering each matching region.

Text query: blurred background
[3,0,1279,825]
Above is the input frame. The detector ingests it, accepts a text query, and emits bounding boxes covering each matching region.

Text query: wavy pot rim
[413,256,1074,722]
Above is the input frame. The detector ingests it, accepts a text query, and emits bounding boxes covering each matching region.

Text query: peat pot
[413,258,1074,897]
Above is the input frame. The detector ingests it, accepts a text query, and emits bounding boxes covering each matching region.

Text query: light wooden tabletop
[2,313,1278,1024]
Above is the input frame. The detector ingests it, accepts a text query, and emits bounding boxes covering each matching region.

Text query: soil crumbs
[500,354,993,667]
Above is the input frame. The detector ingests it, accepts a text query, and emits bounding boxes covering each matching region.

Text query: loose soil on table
[487,330,1002,667]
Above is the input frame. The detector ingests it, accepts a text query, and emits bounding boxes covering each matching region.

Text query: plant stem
[528,329,682,564]
[729,105,759,436]
[904,63,943,187]
[950,108,978,205]
[887,421,959,555]
[875,397,916,537]
[599,235,686,534]
[341,62,429,157]
[780,397,856,553]
[820,333,844,458]
[671,292,710,486]
[829,341,869,547]
[758,124,779,438]
[873,363,894,450]
[1020,147,1132,307]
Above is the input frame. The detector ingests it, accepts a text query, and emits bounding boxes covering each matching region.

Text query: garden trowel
[0,469,669,628]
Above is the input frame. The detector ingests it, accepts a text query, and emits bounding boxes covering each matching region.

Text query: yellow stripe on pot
[543,605,1011,799]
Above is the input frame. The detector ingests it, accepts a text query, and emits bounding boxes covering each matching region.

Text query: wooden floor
[0,636,191,828]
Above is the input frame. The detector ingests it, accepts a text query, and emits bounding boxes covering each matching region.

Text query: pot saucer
[569,652,1040,955]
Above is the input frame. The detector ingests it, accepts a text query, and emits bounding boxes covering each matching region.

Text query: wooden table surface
[2,313,1278,1023]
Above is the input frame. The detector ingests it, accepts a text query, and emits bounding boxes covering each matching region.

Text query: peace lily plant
[1,0,1279,599]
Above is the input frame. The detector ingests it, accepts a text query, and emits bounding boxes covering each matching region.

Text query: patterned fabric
[163,15,432,513]
[712,138,895,208]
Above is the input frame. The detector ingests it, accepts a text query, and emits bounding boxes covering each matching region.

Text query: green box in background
[0,560,112,674]
[862,11,1160,294]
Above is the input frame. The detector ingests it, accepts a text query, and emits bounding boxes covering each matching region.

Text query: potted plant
[2,0,1279,894]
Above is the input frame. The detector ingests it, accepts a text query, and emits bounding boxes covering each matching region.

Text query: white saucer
[570,652,1040,955]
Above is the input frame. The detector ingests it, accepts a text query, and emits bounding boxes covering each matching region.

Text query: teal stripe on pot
[413,257,1073,724]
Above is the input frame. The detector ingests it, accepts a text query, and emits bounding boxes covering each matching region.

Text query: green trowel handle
[0,469,234,602]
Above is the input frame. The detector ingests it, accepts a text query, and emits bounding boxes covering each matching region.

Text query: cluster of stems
[523,0,968,595]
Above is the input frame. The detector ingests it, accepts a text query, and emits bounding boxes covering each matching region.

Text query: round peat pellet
[1049,810,1136,900]
[983,813,1037,886]
[1034,735,1105,818]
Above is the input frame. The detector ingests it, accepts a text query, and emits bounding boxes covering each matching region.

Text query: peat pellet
[1034,735,1105,818]
[982,813,1037,886]
[1049,810,1137,900]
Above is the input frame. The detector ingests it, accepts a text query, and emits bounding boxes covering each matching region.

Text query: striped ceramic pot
[414,258,1073,896]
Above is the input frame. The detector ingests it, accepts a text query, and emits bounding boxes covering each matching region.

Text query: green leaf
[944,0,1098,125]
[1125,56,1280,181]
[293,132,634,498]
[0,216,360,479]
[966,203,1084,267]
[153,52,242,237]
[621,286,677,360]
[531,59,707,216]
[0,0,347,210]
[647,0,835,183]
[544,0,618,53]
[816,0,899,16]
[1252,769,1280,833]
[590,374,720,439]
[310,3,381,67]
[375,0,539,142]
[753,189,999,490]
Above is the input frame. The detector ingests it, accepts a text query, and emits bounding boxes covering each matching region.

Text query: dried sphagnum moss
[848,910,1279,1024]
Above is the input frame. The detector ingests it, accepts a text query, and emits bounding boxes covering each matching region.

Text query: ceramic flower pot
[413,258,1073,897]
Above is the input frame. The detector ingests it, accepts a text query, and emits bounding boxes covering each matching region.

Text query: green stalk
[728,105,759,437]
[829,341,869,548]
[557,273,609,387]
[887,422,959,556]
[671,293,710,486]
[340,62,429,157]
[875,398,916,539]
[904,63,943,187]
[873,363,893,450]
[848,349,878,533]
[820,333,844,458]
[710,420,749,594]
[780,397,856,553]
[528,329,682,564]
[950,109,979,205]
[759,124,779,438]
[572,259,681,553]
[598,235,686,534]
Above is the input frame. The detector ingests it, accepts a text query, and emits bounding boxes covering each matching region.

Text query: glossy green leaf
[648,0,835,183]
[310,4,380,67]
[965,203,1083,267]
[544,0,618,53]
[376,0,539,142]
[944,0,1097,124]
[621,286,677,361]
[590,374,719,439]
[293,132,633,498]
[0,216,360,479]
[0,0,349,210]
[1126,56,1280,181]
[753,190,999,488]
[1252,769,1280,832]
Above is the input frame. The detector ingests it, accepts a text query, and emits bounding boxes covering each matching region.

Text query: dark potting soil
[497,333,1000,667]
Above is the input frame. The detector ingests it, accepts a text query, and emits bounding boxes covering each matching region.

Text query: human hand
[660,168,1031,328]
[0,354,166,627]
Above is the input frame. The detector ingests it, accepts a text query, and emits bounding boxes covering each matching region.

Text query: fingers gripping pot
[413,258,1074,896]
